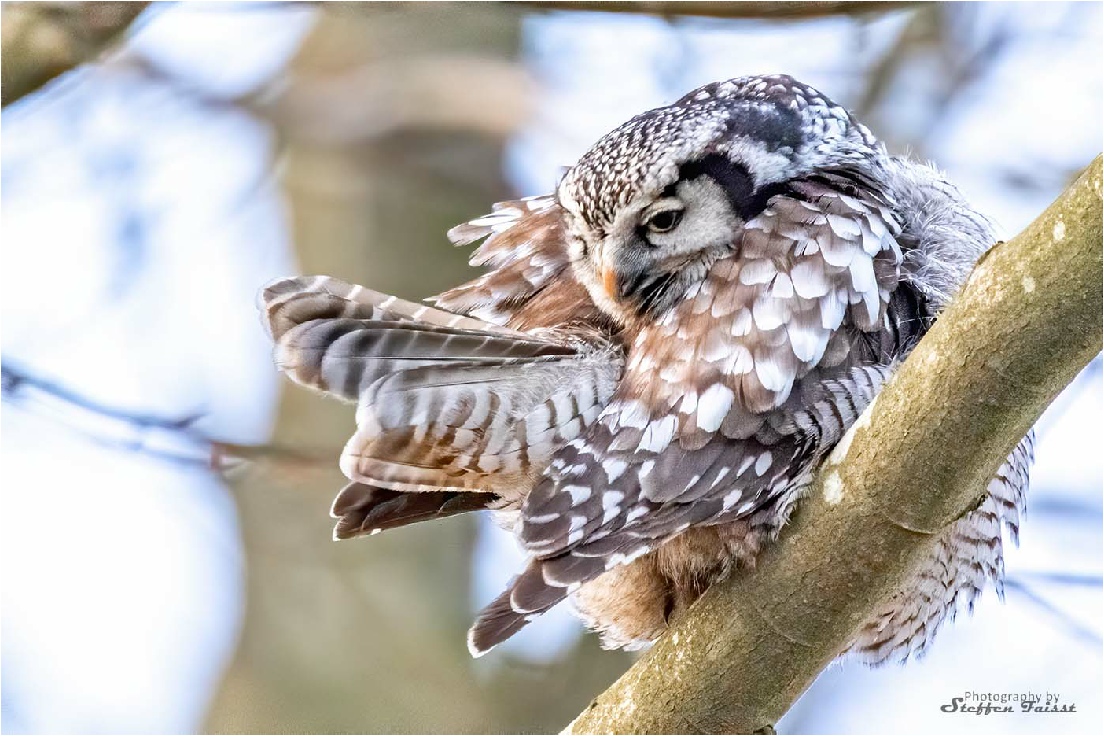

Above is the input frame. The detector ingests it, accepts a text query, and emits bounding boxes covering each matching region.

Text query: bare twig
[514,1,922,21]
[0,362,331,473]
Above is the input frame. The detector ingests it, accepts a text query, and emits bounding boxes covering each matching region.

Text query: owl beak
[601,260,653,302]
[601,265,619,300]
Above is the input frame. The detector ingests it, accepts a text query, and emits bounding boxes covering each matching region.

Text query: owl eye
[644,208,683,234]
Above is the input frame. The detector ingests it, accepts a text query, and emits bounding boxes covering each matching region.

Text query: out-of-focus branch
[515,1,922,20]
[1,1,149,107]
[265,0,920,144]
[0,362,331,474]
[252,56,535,144]
[566,156,1103,734]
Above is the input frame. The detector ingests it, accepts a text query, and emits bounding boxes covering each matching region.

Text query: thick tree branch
[567,155,1103,734]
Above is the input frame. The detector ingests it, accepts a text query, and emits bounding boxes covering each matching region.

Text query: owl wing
[434,195,563,321]
[434,195,612,332]
[263,206,621,530]
[466,364,892,653]
[262,274,569,403]
[330,482,498,540]
[330,196,620,498]
[340,350,621,495]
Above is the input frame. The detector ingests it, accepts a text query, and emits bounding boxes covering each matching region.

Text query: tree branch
[1,2,150,107]
[566,155,1103,734]
[516,1,921,20]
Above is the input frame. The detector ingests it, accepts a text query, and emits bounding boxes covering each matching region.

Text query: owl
[261,75,1033,663]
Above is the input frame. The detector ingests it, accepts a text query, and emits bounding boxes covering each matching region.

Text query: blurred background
[0,2,1100,733]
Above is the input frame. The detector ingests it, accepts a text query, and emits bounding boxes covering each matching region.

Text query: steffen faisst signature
[941,692,1077,715]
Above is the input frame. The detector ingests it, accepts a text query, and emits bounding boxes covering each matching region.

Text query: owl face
[559,163,744,323]
[556,74,883,326]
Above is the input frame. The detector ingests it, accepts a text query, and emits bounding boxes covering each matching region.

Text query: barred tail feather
[849,431,1034,664]
[343,353,620,495]
[467,559,573,657]
[262,274,520,337]
[331,482,496,540]
[261,275,576,403]
[468,589,533,657]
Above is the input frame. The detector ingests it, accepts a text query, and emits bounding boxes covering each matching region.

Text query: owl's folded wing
[468,364,893,655]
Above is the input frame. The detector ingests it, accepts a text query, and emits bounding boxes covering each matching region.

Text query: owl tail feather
[261,274,566,403]
[469,559,567,657]
[330,482,496,540]
[467,590,536,657]
[468,553,609,656]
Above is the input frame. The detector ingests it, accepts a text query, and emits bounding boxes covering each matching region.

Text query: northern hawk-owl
[261,75,1033,662]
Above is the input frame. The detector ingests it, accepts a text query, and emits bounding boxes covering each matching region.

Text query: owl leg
[571,554,672,650]
[651,520,773,623]
[571,521,774,650]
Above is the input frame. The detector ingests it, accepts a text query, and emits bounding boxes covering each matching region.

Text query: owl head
[556,74,886,325]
